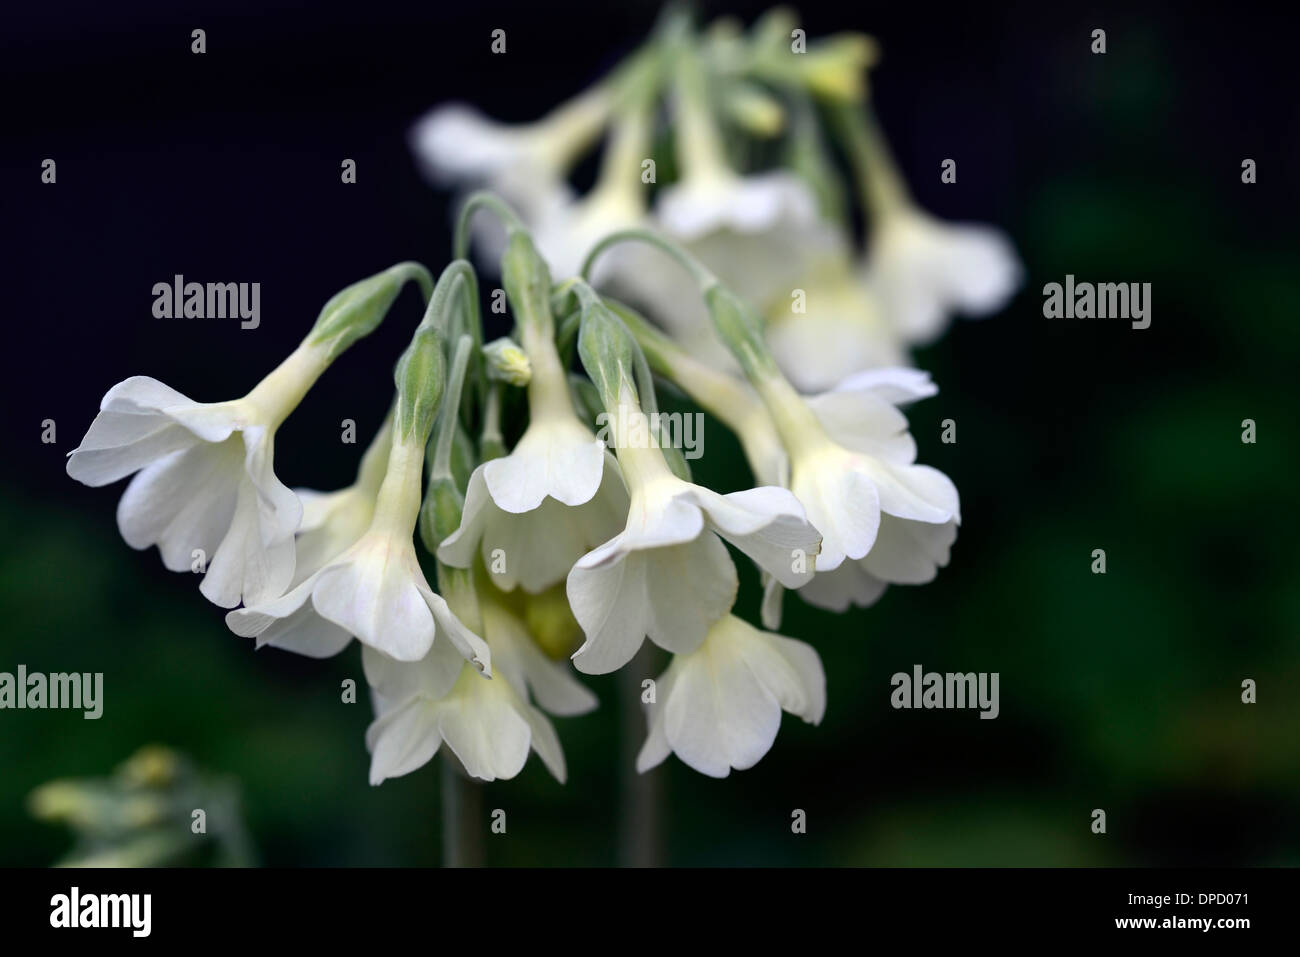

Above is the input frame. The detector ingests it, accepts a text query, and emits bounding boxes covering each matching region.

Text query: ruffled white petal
[832,366,938,406]
[568,534,737,674]
[435,675,532,782]
[644,616,825,778]
[692,486,821,587]
[805,390,917,465]
[482,417,607,511]
[861,515,958,585]
[366,699,441,786]
[311,543,435,662]
[797,560,889,613]
[791,458,881,571]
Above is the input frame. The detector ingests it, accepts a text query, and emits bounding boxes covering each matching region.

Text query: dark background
[2,0,1297,865]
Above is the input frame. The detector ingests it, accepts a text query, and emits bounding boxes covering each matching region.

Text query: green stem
[441,758,484,868]
[454,192,526,261]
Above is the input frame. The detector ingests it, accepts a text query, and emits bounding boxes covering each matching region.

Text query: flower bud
[308,262,433,359]
[394,325,446,445]
[577,297,636,415]
[483,337,532,386]
[419,473,465,554]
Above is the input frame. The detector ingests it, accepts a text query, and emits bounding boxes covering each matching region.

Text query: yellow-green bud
[483,337,532,386]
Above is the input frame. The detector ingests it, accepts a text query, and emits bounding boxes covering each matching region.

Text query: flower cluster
[68,10,1019,784]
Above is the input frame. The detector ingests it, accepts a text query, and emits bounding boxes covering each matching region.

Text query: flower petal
[365,699,441,786]
[694,486,821,588]
[311,543,435,661]
[861,515,958,584]
[797,561,889,612]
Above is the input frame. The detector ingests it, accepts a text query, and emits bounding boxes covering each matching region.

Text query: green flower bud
[419,474,465,555]
[577,297,637,414]
[308,262,432,359]
[394,325,446,445]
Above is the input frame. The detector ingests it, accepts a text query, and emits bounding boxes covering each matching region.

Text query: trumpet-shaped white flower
[226,436,490,668]
[867,207,1023,346]
[363,587,593,785]
[66,343,332,609]
[567,419,821,675]
[439,321,628,594]
[410,89,609,226]
[756,367,959,575]
[637,614,825,778]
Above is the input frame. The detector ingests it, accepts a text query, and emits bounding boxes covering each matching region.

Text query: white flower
[410,90,609,226]
[363,589,593,785]
[761,368,960,575]
[66,343,331,609]
[567,434,821,675]
[226,436,490,668]
[438,325,628,594]
[636,614,825,778]
[867,207,1023,346]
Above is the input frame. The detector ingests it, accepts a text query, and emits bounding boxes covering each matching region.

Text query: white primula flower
[66,342,332,609]
[757,367,959,575]
[867,207,1023,346]
[567,424,821,676]
[765,250,907,393]
[410,88,609,225]
[363,588,593,785]
[226,435,490,668]
[636,614,825,778]
[438,325,628,593]
[790,367,959,609]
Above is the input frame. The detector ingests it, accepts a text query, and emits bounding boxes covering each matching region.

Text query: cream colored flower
[637,614,825,778]
[66,342,332,608]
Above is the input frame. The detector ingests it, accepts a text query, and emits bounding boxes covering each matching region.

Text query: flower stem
[441,758,484,868]
[619,645,663,867]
